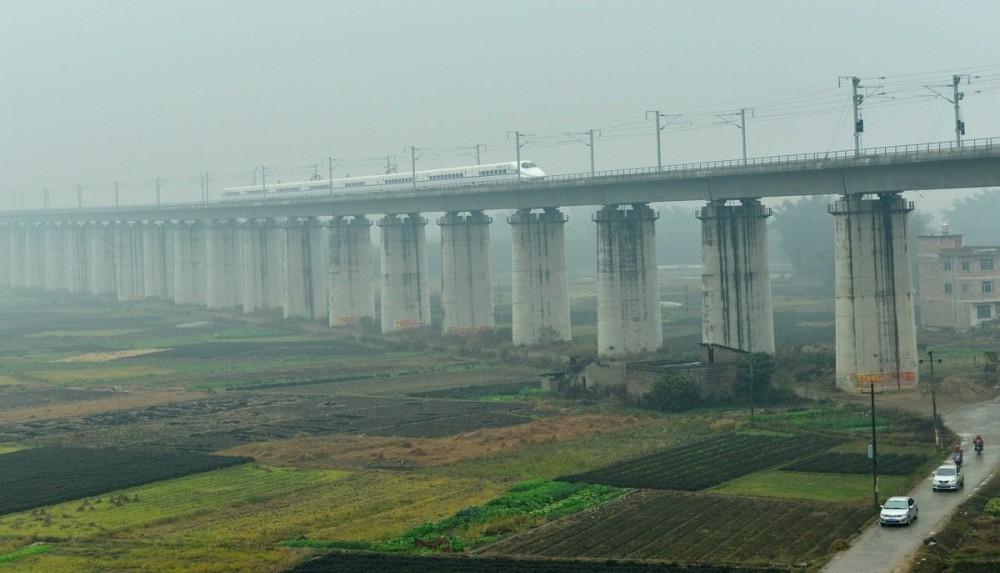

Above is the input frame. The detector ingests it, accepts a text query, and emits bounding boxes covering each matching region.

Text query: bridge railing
[545,137,1000,184]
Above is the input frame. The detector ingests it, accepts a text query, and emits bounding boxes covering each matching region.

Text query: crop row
[559,433,845,490]
[285,551,789,573]
[783,452,927,475]
[0,446,251,515]
[482,489,871,567]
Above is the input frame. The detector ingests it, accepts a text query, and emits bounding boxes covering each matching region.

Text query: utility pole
[861,381,883,509]
[839,76,864,158]
[260,166,267,197]
[508,131,530,181]
[384,155,397,174]
[920,350,943,448]
[924,75,968,147]
[404,146,421,190]
[77,184,82,208]
[43,187,49,210]
[114,181,119,207]
[717,109,751,165]
[200,172,209,204]
[469,143,486,165]
[327,157,337,194]
[154,177,161,206]
[645,111,681,171]
[565,129,600,175]
[953,75,966,146]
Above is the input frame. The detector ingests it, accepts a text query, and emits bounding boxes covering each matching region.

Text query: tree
[944,189,1000,245]
[770,195,836,288]
[735,352,775,403]
[645,371,701,412]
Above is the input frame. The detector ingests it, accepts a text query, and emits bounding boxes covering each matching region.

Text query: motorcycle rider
[953,444,964,467]
[974,434,985,453]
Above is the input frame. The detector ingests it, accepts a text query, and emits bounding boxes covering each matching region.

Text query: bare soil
[221,413,650,469]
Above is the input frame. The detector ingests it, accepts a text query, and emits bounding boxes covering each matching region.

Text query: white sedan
[879,496,918,526]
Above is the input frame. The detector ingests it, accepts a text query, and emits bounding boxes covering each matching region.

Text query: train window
[345,181,366,188]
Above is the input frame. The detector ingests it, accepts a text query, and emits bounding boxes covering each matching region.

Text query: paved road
[821,395,1000,573]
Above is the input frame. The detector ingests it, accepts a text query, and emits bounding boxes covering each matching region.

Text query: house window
[982,259,995,271]
[961,261,971,271]
[983,281,993,294]
[944,283,952,294]
[944,261,952,271]
[977,305,992,319]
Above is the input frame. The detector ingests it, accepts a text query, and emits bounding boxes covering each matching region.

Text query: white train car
[220,160,545,202]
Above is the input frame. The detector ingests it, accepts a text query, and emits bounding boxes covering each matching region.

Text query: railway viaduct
[3,139,1000,391]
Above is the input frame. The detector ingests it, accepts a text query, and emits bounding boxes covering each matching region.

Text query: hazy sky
[3,1,999,211]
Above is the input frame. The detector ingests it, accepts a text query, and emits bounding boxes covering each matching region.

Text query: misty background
[4,1,1000,283]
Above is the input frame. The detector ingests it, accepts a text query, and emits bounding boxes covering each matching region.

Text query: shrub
[984,497,1000,517]
[643,372,701,412]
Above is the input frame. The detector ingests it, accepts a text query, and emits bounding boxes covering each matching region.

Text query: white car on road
[931,465,964,491]
[879,496,918,526]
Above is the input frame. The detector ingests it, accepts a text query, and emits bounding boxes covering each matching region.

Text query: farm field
[479,490,872,568]
[0,291,972,572]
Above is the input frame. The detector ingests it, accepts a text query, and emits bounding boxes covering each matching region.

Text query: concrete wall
[378,213,431,332]
[509,208,571,345]
[832,194,919,391]
[205,220,241,310]
[595,204,662,356]
[173,221,207,306]
[699,199,775,353]
[88,223,116,295]
[327,215,375,326]
[439,211,494,333]
[142,222,174,301]
[242,219,284,314]
[114,222,145,301]
[43,224,67,292]
[283,217,327,320]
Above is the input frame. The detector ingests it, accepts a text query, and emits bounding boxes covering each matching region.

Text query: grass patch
[0,544,51,564]
[27,366,172,384]
[25,329,146,338]
[368,479,628,552]
[712,470,911,501]
[0,374,21,385]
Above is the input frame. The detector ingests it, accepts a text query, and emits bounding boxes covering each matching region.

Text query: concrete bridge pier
[439,211,494,333]
[23,223,46,290]
[0,224,9,287]
[595,204,662,356]
[327,215,375,326]
[65,223,90,294]
[242,219,284,314]
[831,193,919,390]
[8,225,26,289]
[141,221,174,301]
[173,221,207,306]
[378,213,431,333]
[283,217,327,320]
[698,199,775,354]
[114,222,145,302]
[509,208,571,345]
[88,222,116,296]
[205,219,241,310]
[43,223,68,292]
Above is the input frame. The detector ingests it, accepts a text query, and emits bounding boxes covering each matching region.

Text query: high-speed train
[221,160,545,202]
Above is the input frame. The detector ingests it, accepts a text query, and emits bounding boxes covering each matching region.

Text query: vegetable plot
[559,433,845,490]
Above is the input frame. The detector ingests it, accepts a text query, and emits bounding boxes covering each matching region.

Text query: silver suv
[932,464,964,491]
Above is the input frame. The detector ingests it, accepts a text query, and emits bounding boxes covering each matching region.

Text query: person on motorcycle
[953,444,964,467]
[974,434,984,453]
